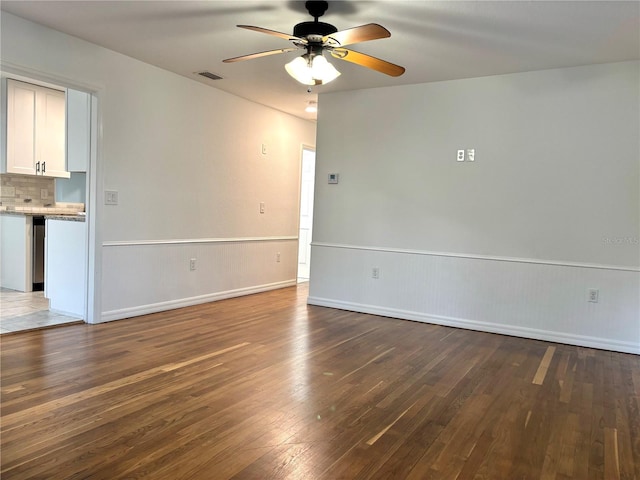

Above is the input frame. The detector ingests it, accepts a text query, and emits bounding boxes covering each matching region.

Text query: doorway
[297,146,316,282]
[0,74,93,333]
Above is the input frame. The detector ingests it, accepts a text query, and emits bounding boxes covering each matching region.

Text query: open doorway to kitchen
[297,146,316,283]
[0,74,93,334]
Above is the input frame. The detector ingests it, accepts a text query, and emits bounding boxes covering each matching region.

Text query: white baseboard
[49,307,85,320]
[307,296,640,355]
[100,280,296,323]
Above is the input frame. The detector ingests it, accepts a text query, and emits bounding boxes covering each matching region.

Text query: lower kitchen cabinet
[45,218,86,317]
[0,214,33,292]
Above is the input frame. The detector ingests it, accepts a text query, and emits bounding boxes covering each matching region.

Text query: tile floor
[0,288,83,334]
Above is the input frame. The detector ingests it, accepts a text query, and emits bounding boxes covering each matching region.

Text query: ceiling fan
[223,0,405,86]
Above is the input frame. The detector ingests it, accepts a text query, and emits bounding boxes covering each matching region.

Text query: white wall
[56,173,86,204]
[310,61,640,354]
[1,12,316,321]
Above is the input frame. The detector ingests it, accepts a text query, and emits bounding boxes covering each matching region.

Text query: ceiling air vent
[197,71,223,81]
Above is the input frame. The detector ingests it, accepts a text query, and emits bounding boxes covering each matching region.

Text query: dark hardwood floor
[1,284,639,479]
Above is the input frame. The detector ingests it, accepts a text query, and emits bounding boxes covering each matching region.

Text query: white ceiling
[1,1,638,121]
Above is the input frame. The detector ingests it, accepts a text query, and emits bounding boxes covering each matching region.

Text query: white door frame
[297,144,316,282]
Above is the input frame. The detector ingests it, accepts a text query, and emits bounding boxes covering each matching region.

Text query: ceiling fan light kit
[285,54,341,86]
[223,0,405,87]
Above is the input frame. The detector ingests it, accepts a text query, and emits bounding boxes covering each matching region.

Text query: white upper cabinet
[66,89,90,172]
[5,80,38,175]
[38,85,68,177]
[4,79,70,178]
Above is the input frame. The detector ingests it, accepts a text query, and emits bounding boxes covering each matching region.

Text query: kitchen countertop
[45,214,86,222]
[1,206,86,221]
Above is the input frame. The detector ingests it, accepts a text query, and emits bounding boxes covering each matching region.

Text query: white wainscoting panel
[101,238,298,322]
[308,243,640,354]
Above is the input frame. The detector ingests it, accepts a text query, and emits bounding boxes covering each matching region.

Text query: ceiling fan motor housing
[293,21,337,39]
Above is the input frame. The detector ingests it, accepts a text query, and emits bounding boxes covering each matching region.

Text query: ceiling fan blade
[223,48,298,63]
[330,48,405,77]
[237,25,304,42]
[323,23,390,47]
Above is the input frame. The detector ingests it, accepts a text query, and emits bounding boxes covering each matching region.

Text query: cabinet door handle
[42,162,46,174]
[36,161,41,174]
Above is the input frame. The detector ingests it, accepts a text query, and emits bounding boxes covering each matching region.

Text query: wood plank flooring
[1,284,639,479]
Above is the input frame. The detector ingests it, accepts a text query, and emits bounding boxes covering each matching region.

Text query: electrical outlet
[588,288,599,303]
[372,267,380,279]
[276,252,281,263]
[190,258,196,271]
[40,189,48,199]
[457,150,465,162]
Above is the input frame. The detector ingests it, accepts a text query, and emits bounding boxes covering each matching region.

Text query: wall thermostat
[328,173,339,184]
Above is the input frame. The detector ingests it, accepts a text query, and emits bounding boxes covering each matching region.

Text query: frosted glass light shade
[285,57,312,84]
[285,54,340,86]
[310,56,340,84]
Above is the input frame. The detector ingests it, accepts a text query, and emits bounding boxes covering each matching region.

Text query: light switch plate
[467,149,475,162]
[105,190,118,205]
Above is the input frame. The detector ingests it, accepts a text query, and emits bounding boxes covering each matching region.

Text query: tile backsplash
[0,173,55,207]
